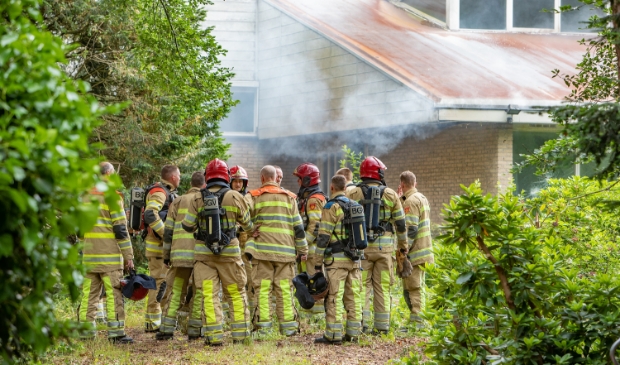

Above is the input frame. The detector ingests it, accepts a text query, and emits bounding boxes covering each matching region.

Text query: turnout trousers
[159,267,193,335]
[78,270,126,339]
[402,264,426,323]
[361,251,394,332]
[323,262,363,342]
[189,260,250,345]
[251,260,299,335]
[145,257,168,331]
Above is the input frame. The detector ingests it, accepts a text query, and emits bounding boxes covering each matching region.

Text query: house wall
[226,123,513,223]
[255,0,435,139]
[204,0,257,82]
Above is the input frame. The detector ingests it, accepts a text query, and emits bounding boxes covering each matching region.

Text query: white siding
[256,0,434,139]
[203,0,257,82]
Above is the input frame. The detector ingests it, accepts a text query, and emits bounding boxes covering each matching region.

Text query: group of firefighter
[78,155,433,346]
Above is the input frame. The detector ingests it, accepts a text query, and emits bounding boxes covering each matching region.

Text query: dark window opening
[402,0,446,22]
[513,0,554,28]
[460,0,506,30]
[220,87,256,133]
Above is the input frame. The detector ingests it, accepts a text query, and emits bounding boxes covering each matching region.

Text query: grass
[40,277,424,364]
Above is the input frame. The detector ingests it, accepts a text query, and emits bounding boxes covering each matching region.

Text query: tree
[516,1,620,180]
[405,180,620,364]
[0,0,120,362]
[42,0,235,186]
[339,145,364,183]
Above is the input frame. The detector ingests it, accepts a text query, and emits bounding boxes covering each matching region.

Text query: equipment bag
[196,183,232,255]
[358,184,386,242]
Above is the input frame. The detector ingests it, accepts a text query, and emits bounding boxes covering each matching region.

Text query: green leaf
[456,272,473,285]
[0,234,13,257]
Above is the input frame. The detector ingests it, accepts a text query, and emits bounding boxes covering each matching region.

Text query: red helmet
[229,165,248,181]
[360,156,387,180]
[293,163,321,187]
[120,275,152,301]
[205,158,230,183]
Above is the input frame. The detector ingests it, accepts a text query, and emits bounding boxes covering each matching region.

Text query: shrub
[413,180,620,364]
[0,1,118,362]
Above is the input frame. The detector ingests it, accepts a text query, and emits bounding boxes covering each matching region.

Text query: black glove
[314,265,323,273]
[164,258,170,266]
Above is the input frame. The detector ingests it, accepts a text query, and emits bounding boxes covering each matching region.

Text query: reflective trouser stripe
[361,270,370,322]
[349,276,363,337]
[160,316,177,335]
[102,276,116,322]
[280,279,294,322]
[258,279,272,324]
[168,277,185,318]
[79,277,92,322]
[325,322,343,342]
[203,280,216,327]
[227,283,244,323]
[190,286,203,335]
[335,279,345,324]
[346,321,362,337]
[187,318,202,337]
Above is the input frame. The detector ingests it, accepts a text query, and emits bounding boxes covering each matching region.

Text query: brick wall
[227,123,514,223]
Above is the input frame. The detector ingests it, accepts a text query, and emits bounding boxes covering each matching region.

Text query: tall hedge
[0,1,119,362]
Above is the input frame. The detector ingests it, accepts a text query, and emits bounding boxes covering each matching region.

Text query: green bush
[0,1,119,362]
[410,179,620,364]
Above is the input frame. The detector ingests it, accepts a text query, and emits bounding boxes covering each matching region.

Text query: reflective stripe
[335,279,345,322]
[247,242,296,256]
[227,283,245,323]
[408,248,432,261]
[147,201,163,209]
[259,279,271,323]
[259,226,294,235]
[280,279,294,322]
[83,254,122,266]
[381,270,391,319]
[254,213,297,225]
[118,239,131,250]
[79,277,92,322]
[110,211,125,220]
[203,280,216,325]
[102,276,116,321]
[171,250,195,260]
[145,241,163,253]
[254,201,293,209]
[150,220,164,231]
[168,276,185,318]
[84,232,115,239]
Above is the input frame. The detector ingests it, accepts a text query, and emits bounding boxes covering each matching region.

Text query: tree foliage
[517,0,620,180]
[0,0,121,362]
[339,145,364,183]
[42,0,234,186]
[407,179,620,364]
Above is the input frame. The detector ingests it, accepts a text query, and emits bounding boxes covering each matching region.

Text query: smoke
[460,0,507,30]
[254,7,438,161]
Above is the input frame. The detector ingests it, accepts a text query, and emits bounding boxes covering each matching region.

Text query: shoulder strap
[309,192,327,202]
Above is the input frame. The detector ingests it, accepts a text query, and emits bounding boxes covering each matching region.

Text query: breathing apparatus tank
[347,202,368,250]
[129,187,145,232]
[364,186,383,242]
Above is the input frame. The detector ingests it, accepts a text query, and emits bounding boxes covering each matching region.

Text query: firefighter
[293,163,327,314]
[143,165,180,332]
[314,175,363,344]
[398,171,433,328]
[274,165,284,186]
[78,162,134,343]
[156,171,206,340]
[183,159,254,345]
[346,156,407,334]
[245,165,308,336]
[230,166,253,307]
[336,167,357,194]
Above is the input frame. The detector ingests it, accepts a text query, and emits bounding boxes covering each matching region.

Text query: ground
[43,292,425,365]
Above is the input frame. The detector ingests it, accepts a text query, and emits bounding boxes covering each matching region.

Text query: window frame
[221,81,259,137]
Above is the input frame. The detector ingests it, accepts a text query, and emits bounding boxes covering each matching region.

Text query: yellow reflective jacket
[402,188,434,265]
[163,187,201,267]
[144,179,177,258]
[245,182,308,263]
[82,189,133,273]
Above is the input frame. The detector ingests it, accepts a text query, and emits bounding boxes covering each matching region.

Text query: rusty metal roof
[265,0,586,106]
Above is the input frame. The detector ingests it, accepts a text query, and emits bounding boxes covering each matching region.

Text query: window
[220,87,257,135]
[561,0,603,33]
[450,0,604,32]
[513,0,554,29]
[402,0,446,22]
[460,0,507,30]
